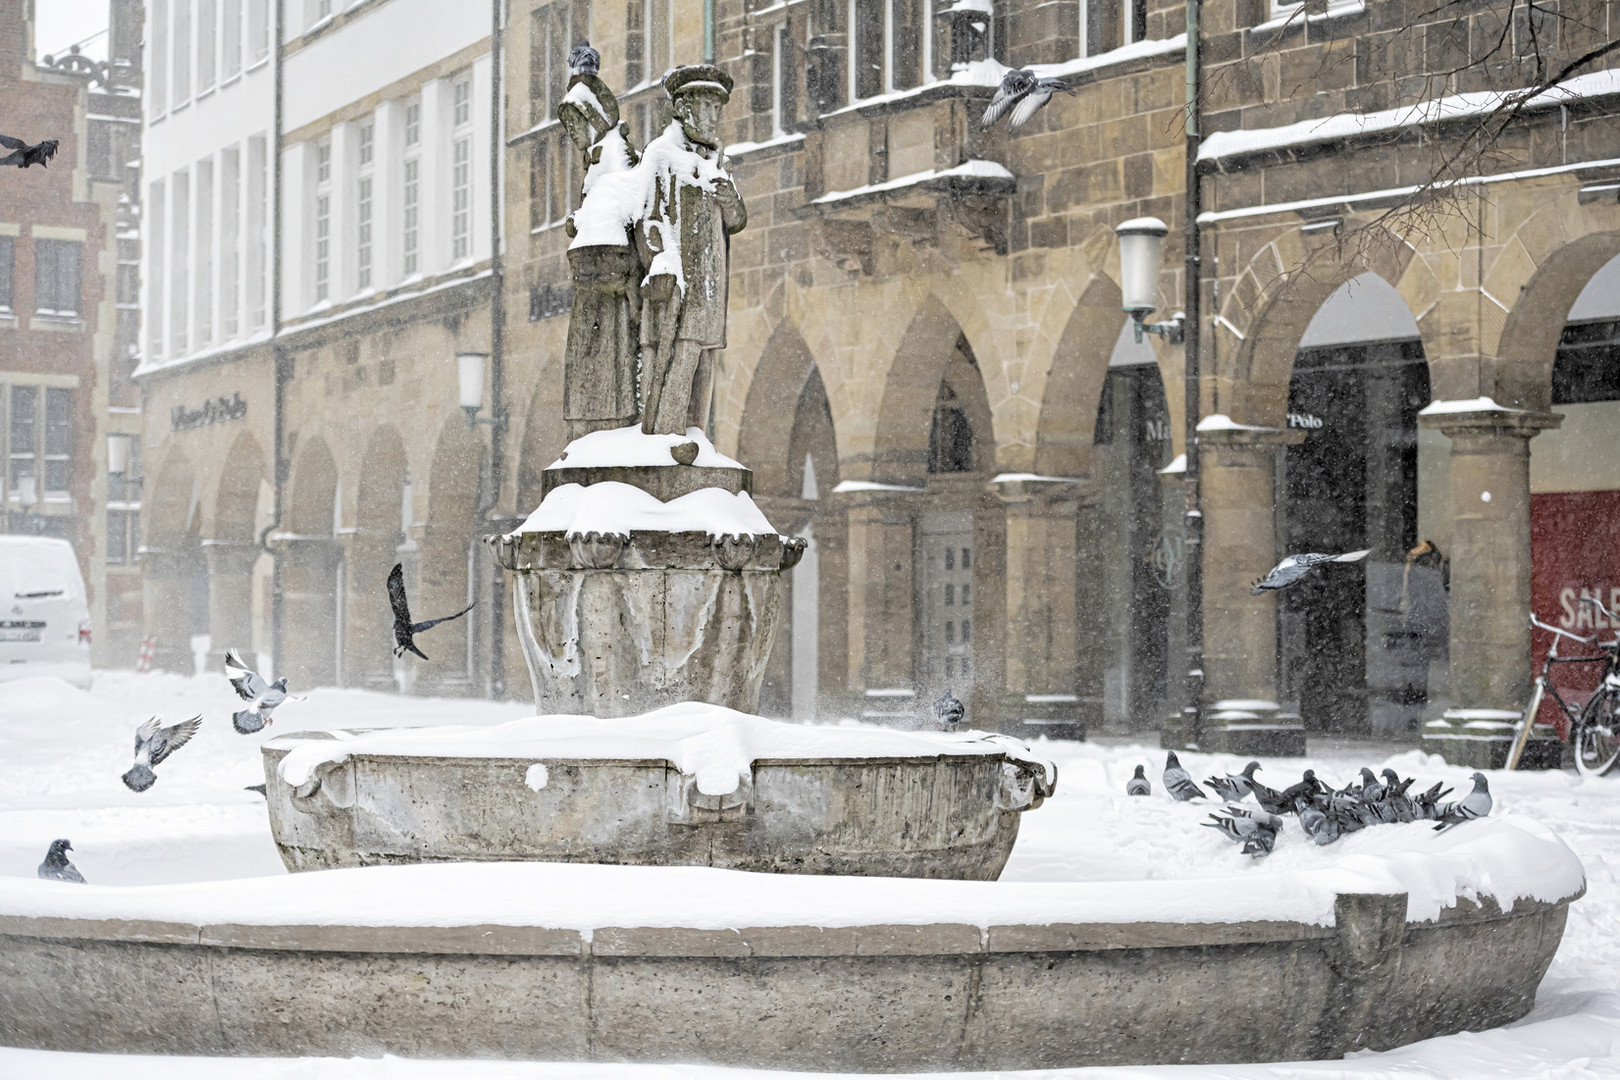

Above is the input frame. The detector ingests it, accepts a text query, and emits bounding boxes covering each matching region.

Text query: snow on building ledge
[1416,396,1526,416]
[1195,413,1286,433]
[812,160,1015,207]
[830,479,926,494]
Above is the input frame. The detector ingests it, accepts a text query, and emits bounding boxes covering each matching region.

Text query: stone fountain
[260,62,1054,880]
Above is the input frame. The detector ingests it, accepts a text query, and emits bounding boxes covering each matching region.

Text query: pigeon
[1126,763,1151,796]
[1356,767,1385,804]
[1250,550,1371,594]
[37,839,85,883]
[1296,798,1340,846]
[1414,780,1453,821]
[568,40,600,77]
[1205,761,1260,802]
[933,688,965,731]
[121,715,203,792]
[1434,772,1492,831]
[225,649,290,734]
[388,563,475,661]
[0,134,60,169]
[1248,775,1294,817]
[980,69,1074,133]
[1278,769,1324,809]
[1162,751,1206,801]
[1203,806,1283,857]
[245,783,267,797]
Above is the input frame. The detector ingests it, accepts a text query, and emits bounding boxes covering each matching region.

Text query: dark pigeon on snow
[225,648,290,734]
[933,688,965,731]
[1162,751,1206,801]
[0,134,60,169]
[1250,550,1370,595]
[980,68,1074,133]
[1203,806,1283,857]
[38,839,85,883]
[388,563,475,661]
[1434,772,1492,831]
[1126,763,1151,797]
[568,40,600,77]
[1278,769,1324,809]
[1296,799,1340,846]
[121,715,202,793]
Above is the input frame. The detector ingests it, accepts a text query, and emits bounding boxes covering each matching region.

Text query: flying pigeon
[1250,550,1371,594]
[225,648,290,734]
[569,40,600,77]
[0,134,60,169]
[980,69,1074,133]
[121,715,203,793]
[933,688,965,731]
[1434,772,1492,831]
[1162,751,1206,801]
[1126,763,1151,796]
[37,839,85,883]
[1206,761,1260,802]
[388,563,476,661]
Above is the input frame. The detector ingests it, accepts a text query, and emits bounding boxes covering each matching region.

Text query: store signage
[171,392,248,432]
[1557,585,1620,629]
[1143,419,1172,443]
[1287,412,1324,429]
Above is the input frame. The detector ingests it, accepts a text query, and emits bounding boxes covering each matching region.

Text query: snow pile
[813,159,1013,205]
[269,701,1047,797]
[546,425,743,471]
[509,482,776,538]
[1417,396,1526,416]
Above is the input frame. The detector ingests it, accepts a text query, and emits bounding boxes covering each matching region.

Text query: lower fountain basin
[261,705,1055,880]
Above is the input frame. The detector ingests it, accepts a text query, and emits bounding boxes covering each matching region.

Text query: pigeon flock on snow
[37,566,476,882]
[1125,752,1494,858]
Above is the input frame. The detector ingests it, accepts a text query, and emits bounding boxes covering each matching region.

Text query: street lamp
[107,433,132,475]
[458,352,505,430]
[1116,217,1185,345]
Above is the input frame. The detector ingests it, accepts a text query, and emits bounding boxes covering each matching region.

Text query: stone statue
[634,65,747,436]
[560,74,642,439]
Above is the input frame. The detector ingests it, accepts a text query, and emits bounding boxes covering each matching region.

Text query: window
[642,0,670,85]
[404,100,421,147]
[196,158,214,344]
[2,386,69,502]
[198,0,217,92]
[34,241,82,318]
[356,119,374,290]
[43,388,71,497]
[451,75,473,263]
[1268,0,1359,21]
[173,0,192,105]
[314,139,332,303]
[223,0,242,79]
[249,0,269,62]
[846,0,936,102]
[9,387,36,500]
[0,237,13,313]
[1081,0,1143,56]
[148,180,166,356]
[172,171,190,354]
[107,435,142,563]
[221,146,240,337]
[246,135,267,328]
[152,0,170,113]
[403,104,421,276]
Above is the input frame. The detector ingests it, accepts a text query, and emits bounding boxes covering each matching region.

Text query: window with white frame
[247,135,267,328]
[1081,0,1144,57]
[0,237,13,314]
[356,118,374,290]
[221,146,240,337]
[152,0,170,114]
[223,0,242,79]
[847,0,937,102]
[451,74,474,263]
[249,0,269,62]
[314,138,332,303]
[1269,0,1361,20]
[6,386,74,504]
[148,180,166,355]
[403,100,421,277]
[173,0,192,105]
[198,0,217,92]
[172,172,190,353]
[642,0,670,85]
[35,241,82,319]
[106,440,141,565]
[196,157,214,344]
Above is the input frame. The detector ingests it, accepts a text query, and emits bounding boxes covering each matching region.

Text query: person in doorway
[1400,540,1450,709]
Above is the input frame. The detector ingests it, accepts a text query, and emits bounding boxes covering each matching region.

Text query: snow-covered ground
[2,671,1619,1078]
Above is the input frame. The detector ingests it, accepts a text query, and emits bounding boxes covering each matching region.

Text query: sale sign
[1530,489,1620,736]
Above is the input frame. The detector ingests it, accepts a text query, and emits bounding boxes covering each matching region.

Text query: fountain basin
[261,705,1055,879]
[0,820,1584,1070]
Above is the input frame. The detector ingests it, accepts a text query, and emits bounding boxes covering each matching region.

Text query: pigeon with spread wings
[0,134,60,169]
[122,715,203,792]
[224,648,291,734]
[1250,549,1370,594]
[981,68,1073,133]
[388,563,475,661]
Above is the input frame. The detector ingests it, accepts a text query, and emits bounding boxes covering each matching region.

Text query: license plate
[0,628,40,642]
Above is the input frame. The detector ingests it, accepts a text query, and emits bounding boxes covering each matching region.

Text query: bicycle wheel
[1575,689,1620,777]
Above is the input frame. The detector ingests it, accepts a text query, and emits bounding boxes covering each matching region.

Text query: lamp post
[1116,0,1204,748]
[458,352,506,431]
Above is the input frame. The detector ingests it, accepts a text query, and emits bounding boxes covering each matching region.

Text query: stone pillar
[1419,409,1560,766]
[139,548,197,674]
[1199,427,1307,755]
[839,490,918,723]
[342,527,403,691]
[413,521,475,698]
[753,495,817,719]
[203,540,260,669]
[995,477,1091,740]
[276,536,342,688]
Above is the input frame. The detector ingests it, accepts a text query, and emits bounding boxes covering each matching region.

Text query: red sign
[1530,490,1620,735]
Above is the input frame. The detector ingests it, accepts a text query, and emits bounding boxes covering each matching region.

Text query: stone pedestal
[1199,427,1307,756]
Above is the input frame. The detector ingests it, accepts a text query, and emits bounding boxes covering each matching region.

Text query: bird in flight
[122,715,203,792]
[981,69,1074,133]
[38,839,85,883]
[1250,549,1370,594]
[0,134,60,169]
[388,563,475,660]
[569,40,600,77]
[224,649,292,734]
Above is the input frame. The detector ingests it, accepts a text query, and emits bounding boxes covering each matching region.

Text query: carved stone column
[202,540,261,670]
[1199,426,1308,755]
[1419,408,1560,765]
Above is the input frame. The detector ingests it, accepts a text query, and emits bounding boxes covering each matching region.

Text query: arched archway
[416,420,484,695]
[282,437,341,687]
[205,433,268,670]
[1035,275,1128,477]
[345,427,409,690]
[872,295,997,485]
[141,447,205,673]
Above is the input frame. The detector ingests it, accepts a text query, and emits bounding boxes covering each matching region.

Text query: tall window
[198,0,217,92]
[356,119,374,290]
[173,0,192,105]
[196,158,214,344]
[249,0,269,62]
[641,0,670,85]
[172,172,190,353]
[1081,0,1143,57]
[148,180,166,355]
[451,75,474,263]
[34,241,83,318]
[223,0,242,79]
[403,100,421,277]
[221,146,240,337]
[43,389,72,498]
[246,135,267,328]
[2,387,68,502]
[8,387,36,501]
[107,441,141,565]
[770,22,806,135]
[314,138,332,303]
[0,237,13,313]
[847,0,935,102]
[152,0,170,114]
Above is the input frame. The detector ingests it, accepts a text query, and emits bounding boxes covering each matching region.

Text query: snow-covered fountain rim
[0,817,1583,934]
[263,702,1058,795]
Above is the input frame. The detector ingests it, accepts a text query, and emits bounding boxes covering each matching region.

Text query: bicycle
[1506,596,1620,776]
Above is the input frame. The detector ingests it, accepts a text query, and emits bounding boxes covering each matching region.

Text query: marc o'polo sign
[171,392,248,431]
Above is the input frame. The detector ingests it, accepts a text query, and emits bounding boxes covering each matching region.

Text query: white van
[0,536,92,688]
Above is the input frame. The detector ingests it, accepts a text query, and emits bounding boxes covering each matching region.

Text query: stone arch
[345,426,409,689]
[873,295,997,483]
[282,437,341,687]
[207,432,269,666]
[214,432,267,544]
[141,446,204,672]
[740,318,840,498]
[1034,274,1125,477]
[417,419,485,694]
[1493,225,1620,410]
